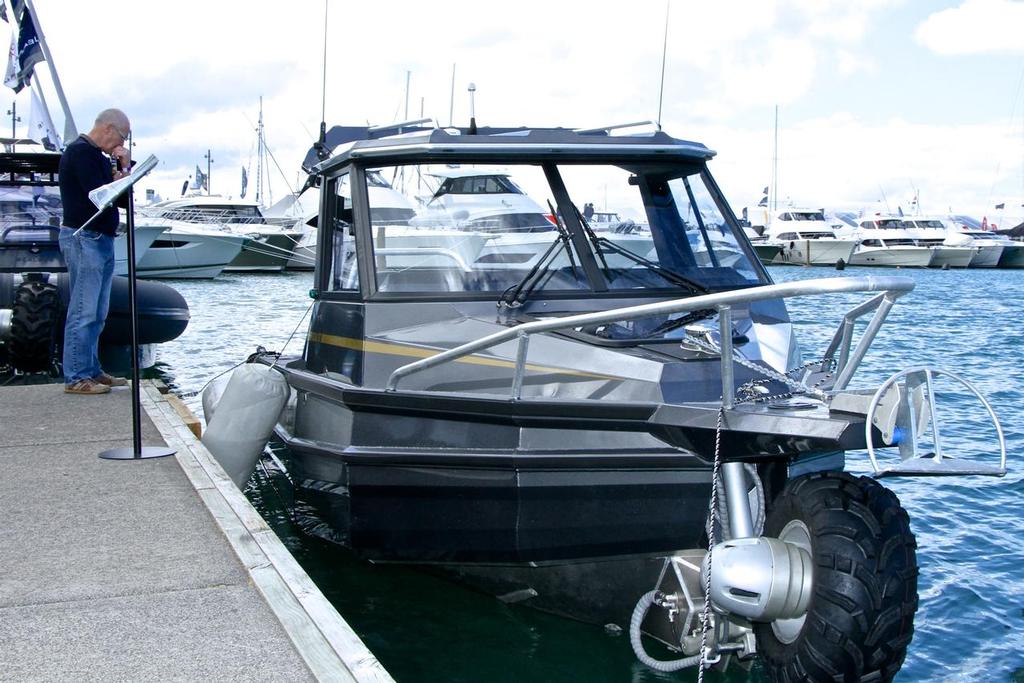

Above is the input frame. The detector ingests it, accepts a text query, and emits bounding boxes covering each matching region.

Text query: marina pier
[0,381,390,682]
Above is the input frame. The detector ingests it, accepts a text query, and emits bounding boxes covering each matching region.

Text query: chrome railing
[139,205,298,229]
[385,276,916,401]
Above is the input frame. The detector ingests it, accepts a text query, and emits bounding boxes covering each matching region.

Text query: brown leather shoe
[95,372,128,387]
[65,379,111,395]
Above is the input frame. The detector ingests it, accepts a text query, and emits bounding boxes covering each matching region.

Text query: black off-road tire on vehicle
[753,471,918,683]
[9,278,61,373]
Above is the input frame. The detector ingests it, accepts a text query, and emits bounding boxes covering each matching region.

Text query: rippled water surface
[155,266,1024,682]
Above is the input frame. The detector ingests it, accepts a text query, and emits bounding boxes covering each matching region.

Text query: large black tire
[9,279,61,373]
[754,472,918,682]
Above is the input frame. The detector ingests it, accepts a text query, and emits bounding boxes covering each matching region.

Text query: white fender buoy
[201,364,290,488]
[201,372,231,423]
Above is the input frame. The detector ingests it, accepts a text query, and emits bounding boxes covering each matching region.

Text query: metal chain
[698,406,725,682]
[683,334,831,402]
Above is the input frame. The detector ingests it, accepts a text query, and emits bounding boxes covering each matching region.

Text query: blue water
[155,265,1024,682]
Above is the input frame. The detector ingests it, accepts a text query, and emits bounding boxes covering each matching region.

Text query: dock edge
[140,381,394,683]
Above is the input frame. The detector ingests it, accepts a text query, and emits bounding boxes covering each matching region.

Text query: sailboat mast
[23,0,76,142]
[404,71,410,121]
[256,97,263,205]
[772,105,779,213]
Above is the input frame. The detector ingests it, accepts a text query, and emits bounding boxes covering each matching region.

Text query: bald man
[58,108,132,394]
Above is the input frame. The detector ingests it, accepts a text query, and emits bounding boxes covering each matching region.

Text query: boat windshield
[359,162,764,297]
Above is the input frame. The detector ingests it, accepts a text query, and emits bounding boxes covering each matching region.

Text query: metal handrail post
[832,295,898,390]
[718,305,734,409]
[821,293,885,365]
[511,333,530,400]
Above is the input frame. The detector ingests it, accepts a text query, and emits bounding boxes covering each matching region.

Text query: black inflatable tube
[101,276,190,345]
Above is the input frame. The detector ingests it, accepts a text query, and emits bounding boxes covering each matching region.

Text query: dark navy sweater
[58,134,126,236]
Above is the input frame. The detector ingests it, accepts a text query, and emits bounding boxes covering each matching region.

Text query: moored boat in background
[841,216,935,267]
[900,218,977,268]
[141,195,302,272]
[746,206,857,266]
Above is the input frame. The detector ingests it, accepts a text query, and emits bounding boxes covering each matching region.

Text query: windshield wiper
[498,203,579,309]
[574,207,709,295]
[498,235,565,309]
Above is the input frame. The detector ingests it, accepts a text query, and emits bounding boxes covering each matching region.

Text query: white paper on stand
[88,154,159,210]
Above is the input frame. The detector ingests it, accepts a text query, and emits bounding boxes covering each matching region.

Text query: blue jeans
[58,227,115,384]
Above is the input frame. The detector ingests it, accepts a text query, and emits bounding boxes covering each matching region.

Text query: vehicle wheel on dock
[753,472,918,683]
[9,278,61,373]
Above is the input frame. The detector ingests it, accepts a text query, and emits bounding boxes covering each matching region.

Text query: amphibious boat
[247,122,1005,680]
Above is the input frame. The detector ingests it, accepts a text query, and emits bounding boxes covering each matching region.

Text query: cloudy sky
[6,0,1024,226]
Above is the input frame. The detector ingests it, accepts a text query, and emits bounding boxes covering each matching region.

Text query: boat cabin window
[792,211,825,221]
[325,172,358,291]
[433,174,523,197]
[364,164,587,295]
[358,161,764,297]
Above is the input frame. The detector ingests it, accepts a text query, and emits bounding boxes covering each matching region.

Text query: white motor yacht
[133,217,248,279]
[899,218,977,268]
[843,217,934,267]
[114,222,168,276]
[943,219,1004,268]
[747,206,857,266]
[141,195,303,272]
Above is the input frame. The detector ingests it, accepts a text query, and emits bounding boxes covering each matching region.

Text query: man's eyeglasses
[112,125,130,143]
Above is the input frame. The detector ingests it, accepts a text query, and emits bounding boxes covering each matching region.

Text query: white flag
[3,32,18,91]
[28,87,60,149]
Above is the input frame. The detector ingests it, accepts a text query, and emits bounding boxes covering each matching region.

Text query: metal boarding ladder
[864,367,1006,477]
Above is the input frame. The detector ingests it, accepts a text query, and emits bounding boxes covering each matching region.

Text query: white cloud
[835,49,876,76]
[2,0,1012,219]
[915,0,1024,55]
[699,113,1021,219]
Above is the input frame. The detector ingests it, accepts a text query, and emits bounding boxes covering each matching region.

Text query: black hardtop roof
[307,125,716,176]
[0,151,61,187]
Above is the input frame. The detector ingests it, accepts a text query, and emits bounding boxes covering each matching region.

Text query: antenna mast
[315,0,328,163]
[449,63,456,127]
[656,0,669,131]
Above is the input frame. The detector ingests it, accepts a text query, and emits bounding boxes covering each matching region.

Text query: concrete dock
[0,381,392,682]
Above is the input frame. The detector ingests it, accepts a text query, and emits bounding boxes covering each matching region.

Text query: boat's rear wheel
[753,472,918,682]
